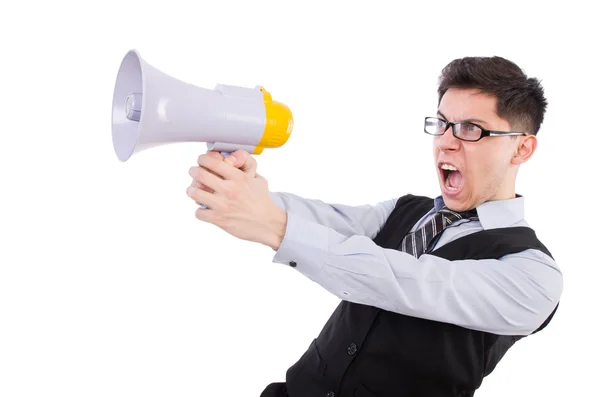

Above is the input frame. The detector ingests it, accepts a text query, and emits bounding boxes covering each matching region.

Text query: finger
[195,206,220,224]
[189,166,226,194]
[191,176,213,192]
[204,149,257,176]
[186,186,220,210]
[198,152,227,181]
[191,180,214,194]
[193,152,224,192]
[202,166,224,189]
[197,153,245,181]
[199,152,227,179]
[205,150,224,160]
[227,149,257,174]
[189,181,210,205]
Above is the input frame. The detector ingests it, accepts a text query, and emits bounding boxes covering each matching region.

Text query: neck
[492,172,518,201]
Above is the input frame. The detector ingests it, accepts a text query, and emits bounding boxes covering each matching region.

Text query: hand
[191,149,258,197]
[186,151,287,250]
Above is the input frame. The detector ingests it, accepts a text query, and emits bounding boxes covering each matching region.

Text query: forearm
[269,191,396,239]
[273,212,563,336]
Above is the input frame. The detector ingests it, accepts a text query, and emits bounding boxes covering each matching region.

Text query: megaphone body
[111,49,294,162]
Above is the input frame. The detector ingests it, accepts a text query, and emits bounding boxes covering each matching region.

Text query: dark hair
[437,56,547,135]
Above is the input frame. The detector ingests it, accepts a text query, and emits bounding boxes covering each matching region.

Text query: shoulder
[395,193,433,205]
[391,193,435,213]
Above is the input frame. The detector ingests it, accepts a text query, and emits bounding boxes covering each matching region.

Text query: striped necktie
[399,206,477,258]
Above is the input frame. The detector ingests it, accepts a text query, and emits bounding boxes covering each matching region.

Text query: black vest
[263,194,558,397]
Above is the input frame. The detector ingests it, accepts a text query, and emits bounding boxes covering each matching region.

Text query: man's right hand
[193,149,258,193]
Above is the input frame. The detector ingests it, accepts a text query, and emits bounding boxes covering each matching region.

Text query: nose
[435,126,461,152]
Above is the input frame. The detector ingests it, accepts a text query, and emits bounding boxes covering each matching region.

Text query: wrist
[265,207,288,250]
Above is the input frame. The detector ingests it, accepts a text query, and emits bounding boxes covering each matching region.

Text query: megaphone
[111,49,294,162]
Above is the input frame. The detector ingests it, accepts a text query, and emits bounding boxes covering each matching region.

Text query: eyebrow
[437,110,487,124]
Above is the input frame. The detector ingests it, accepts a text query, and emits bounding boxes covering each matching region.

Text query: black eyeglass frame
[424,117,527,142]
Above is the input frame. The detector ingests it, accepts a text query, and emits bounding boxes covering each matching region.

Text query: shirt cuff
[272,211,331,280]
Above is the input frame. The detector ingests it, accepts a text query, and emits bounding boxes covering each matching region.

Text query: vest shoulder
[432,226,554,260]
[395,193,434,208]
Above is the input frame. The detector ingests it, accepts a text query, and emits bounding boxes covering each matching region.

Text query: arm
[269,191,396,239]
[272,212,563,336]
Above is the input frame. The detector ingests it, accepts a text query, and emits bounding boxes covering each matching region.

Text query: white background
[1,0,597,396]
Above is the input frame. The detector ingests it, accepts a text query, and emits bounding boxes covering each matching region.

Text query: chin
[440,191,461,209]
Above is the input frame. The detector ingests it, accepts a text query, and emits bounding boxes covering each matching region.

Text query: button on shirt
[347,343,358,355]
[269,192,563,336]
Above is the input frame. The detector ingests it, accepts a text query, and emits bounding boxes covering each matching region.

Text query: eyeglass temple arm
[488,131,527,136]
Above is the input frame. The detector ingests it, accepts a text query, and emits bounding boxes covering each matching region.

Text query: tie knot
[397,205,477,258]
[439,206,478,222]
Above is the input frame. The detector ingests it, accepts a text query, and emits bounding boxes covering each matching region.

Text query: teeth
[441,163,458,171]
[441,163,460,191]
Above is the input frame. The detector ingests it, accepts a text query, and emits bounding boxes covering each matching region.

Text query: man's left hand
[186,152,287,250]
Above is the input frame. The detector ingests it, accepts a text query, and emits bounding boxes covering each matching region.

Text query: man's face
[433,88,532,211]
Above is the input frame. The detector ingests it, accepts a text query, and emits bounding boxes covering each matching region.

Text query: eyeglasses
[424,117,527,142]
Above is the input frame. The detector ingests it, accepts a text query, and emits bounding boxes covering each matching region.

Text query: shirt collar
[434,194,525,229]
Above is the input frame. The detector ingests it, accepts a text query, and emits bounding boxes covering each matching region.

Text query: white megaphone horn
[111,49,294,162]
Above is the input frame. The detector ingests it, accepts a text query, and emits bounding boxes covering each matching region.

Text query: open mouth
[439,163,464,192]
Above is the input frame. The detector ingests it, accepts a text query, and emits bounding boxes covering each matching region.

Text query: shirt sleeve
[272,211,563,336]
[269,191,397,239]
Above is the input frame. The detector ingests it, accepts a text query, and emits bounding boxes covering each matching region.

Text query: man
[186,56,563,396]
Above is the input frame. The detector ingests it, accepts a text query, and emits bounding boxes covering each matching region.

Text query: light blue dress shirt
[269,192,563,336]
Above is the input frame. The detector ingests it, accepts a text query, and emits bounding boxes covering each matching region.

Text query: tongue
[448,171,464,188]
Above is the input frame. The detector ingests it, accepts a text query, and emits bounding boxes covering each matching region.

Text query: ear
[511,135,537,165]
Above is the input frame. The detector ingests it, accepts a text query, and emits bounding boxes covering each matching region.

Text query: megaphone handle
[198,151,232,209]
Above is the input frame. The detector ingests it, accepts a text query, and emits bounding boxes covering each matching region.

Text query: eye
[456,123,482,139]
